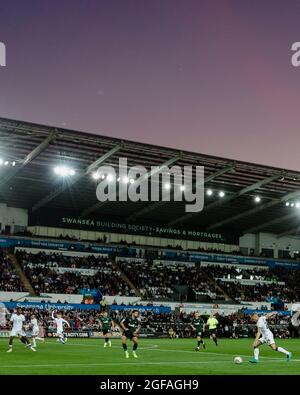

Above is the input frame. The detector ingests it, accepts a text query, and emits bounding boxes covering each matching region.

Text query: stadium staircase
[112,259,141,297]
[173,285,189,302]
[8,253,36,296]
[199,268,232,302]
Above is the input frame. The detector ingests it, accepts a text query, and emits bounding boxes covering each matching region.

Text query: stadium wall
[14,246,109,258]
[240,232,300,258]
[0,203,28,233]
[27,225,239,253]
[0,291,139,304]
[4,234,300,269]
[0,291,289,314]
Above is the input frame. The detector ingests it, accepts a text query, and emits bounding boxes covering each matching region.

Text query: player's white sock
[32,339,37,348]
[277,347,289,356]
[254,348,259,360]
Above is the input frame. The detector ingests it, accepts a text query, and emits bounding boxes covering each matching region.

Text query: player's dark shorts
[195,331,203,337]
[123,330,136,340]
[102,329,111,335]
[209,329,217,335]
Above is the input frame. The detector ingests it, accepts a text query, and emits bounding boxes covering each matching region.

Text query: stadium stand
[201,263,297,303]
[1,243,300,305]
[0,306,293,340]
[0,248,25,292]
[2,117,300,345]
[117,259,226,302]
[271,267,300,300]
[15,250,135,297]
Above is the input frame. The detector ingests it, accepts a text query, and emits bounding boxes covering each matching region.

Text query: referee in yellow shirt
[206,313,219,346]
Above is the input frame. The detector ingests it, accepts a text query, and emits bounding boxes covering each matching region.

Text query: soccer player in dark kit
[120,310,141,359]
[100,311,114,348]
[191,311,206,351]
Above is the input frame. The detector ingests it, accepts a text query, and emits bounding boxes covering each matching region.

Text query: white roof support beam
[126,163,235,223]
[0,131,57,188]
[80,153,182,218]
[169,172,283,227]
[208,185,300,231]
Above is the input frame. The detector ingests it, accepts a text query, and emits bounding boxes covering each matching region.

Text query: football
[234,356,243,364]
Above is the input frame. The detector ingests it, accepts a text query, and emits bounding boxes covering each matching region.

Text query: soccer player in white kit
[7,307,36,352]
[249,312,292,363]
[51,310,70,344]
[30,314,45,348]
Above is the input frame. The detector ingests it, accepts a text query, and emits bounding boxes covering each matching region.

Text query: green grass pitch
[0,338,299,375]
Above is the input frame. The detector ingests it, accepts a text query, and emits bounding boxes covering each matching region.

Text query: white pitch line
[44,341,298,362]
[138,347,299,362]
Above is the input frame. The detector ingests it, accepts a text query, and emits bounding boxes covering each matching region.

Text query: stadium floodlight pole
[242,212,296,234]
[0,131,57,188]
[31,142,123,213]
[207,183,300,231]
[126,163,235,222]
[80,152,183,218]
[168,172,283,227]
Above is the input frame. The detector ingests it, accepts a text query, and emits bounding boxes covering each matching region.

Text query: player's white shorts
[32,328,39,337]
[10,329,26,337]
[57,330,64,336]
[259,330,275,345]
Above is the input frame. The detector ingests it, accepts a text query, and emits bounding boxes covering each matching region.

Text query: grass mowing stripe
[147,347,295,361]
[46,342,159,350]
[0,360,295,369]
[46,341,295,362]
[0,338,298,374]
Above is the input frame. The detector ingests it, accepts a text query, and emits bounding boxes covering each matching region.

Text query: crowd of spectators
[0,249,25,292]
[200,263,297,302]
[118,260,176,300]
[271,267,300,298]
[3,246,300,304]
[218,280,295,303]
[118,260,224,301]
[16,250,110,269]
[0,307,294,340]
[15,250,135,297]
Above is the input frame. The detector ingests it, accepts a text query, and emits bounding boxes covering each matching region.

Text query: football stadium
[0,117,300,375]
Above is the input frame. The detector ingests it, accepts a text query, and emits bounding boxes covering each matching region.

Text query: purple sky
[0,0,300,170]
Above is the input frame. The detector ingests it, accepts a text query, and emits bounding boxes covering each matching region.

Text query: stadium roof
[1,116,300,237]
